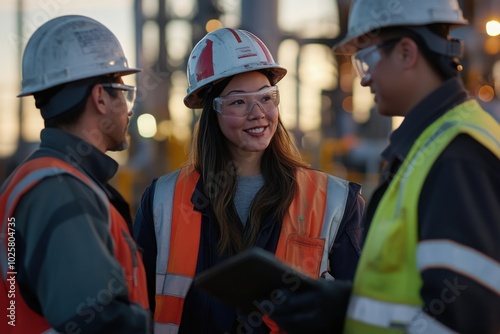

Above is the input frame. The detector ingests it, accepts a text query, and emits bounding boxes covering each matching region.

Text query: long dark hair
[189,73,309,255]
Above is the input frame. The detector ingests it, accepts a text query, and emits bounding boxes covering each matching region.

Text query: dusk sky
[0,1,136,156]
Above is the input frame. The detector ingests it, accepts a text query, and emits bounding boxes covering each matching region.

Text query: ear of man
[89,84,109,115]
[398,37,420,70]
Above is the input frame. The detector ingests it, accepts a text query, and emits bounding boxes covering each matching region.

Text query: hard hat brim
[332,0,468,55]
[17,67,141,97]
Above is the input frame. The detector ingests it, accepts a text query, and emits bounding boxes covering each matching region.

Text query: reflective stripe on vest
[345,100,500,334]
[154,169,180,295]
[154,167,202,333]
[274,169,349,277]
[0,164,108,280]
[263,169,349,333]
[407,311,458,334]
[154,322,180,334]
[0,159,111,333]
[0,159,110,278]
[41,329,60,334]
[347,295,419,329]
[152,166,350,333]
[0,157,148,334]
[417,240,500,295]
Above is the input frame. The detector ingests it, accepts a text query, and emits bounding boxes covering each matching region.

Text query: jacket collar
[382,76,469,164]
[34,128,119,186]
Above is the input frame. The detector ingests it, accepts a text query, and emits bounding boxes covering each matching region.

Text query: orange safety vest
[0,157,149,334]
[152,165,351,334]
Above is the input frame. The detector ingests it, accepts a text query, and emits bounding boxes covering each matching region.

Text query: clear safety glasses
[102,83,137,111]
[213,86,280,118]
[351,39,400,81]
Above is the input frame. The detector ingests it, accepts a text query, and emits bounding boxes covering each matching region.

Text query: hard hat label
[74,28,116,55]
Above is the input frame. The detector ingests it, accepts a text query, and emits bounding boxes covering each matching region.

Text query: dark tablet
[193,247,319,314]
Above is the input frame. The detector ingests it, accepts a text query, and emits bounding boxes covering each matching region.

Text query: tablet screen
[194,247,319,314]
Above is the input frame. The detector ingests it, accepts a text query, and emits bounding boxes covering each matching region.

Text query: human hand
[267,279,352,334]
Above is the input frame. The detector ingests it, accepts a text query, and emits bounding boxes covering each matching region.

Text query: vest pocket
[285,233,325,278]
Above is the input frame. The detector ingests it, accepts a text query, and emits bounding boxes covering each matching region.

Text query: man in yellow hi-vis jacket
[267,0,500,333]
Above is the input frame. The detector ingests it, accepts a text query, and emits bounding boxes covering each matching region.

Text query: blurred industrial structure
[2,0,500,212]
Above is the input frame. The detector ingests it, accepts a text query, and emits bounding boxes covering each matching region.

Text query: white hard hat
[184,28,287,109]
[333,0,468,55]
[18,15,140,97]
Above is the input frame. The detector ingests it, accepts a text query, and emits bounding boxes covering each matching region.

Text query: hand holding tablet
[193,247,320,314]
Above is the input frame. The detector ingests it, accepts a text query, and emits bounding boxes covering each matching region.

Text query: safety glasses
[102,83,137,111]
[351,39,400,81]
[213,86,280,118]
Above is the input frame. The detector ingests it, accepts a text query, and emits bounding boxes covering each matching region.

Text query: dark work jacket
[363,77,500,334]
[134,172,364,334]
[6,128,148,333]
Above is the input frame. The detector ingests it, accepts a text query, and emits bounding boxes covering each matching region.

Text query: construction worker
[133,27,364,333]
[267,0,500,333]
[0,15,149,333]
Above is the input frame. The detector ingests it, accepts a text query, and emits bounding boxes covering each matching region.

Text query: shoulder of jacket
[155,169,181,191]
[153,166,201,200]
[300,167,353,185]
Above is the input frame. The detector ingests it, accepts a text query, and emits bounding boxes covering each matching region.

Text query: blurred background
[1,0,500,213]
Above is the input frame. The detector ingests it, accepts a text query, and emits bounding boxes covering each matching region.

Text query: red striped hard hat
[184,28,287,108]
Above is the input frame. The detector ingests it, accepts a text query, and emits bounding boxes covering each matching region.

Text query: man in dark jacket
[0,15,150,333]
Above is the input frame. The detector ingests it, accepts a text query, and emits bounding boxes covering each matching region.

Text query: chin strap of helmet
[408,26,464,58]
[408,26,465,78]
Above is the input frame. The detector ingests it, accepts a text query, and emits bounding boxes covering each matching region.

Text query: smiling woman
[133,27,365,334]
[0,0,135,160]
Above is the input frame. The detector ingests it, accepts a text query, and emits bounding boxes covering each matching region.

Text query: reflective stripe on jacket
[0,157,149,334]
[152,166,350,334]
[345,100,500,334]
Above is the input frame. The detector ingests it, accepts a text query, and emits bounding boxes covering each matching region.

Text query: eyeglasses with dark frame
[101,83,137,111]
